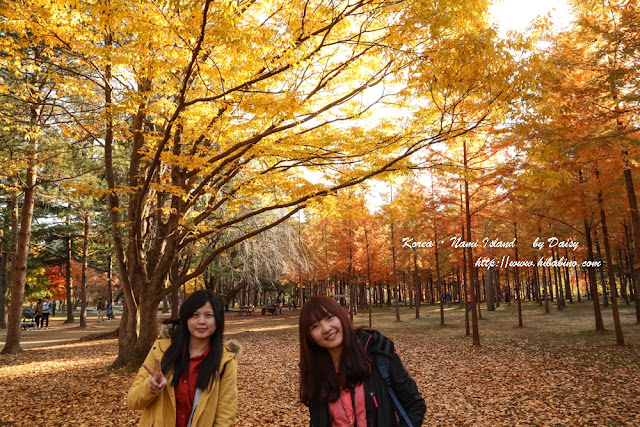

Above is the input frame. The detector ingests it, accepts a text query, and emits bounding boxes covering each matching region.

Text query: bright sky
[489,0,574,34]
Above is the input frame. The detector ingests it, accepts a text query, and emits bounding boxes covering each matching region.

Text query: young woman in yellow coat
[128,290,238,427]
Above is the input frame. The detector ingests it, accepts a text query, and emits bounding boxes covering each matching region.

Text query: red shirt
[175,347,210,427]
[328,383,367,427]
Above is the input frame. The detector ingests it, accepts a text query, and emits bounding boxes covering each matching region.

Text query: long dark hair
[161,290,225,390]
[298,296,370,405]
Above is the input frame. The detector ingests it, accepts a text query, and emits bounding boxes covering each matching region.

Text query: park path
[0,313,119,350]
[0,307,300,350]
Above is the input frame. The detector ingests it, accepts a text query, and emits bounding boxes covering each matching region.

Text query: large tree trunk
[1,141,38,354]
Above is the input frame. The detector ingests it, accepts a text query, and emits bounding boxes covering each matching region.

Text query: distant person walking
[445,292,452,308]
[34,298,43,330]
[40,296,50,329]
[97,297,105,322]
[50,299,56,317]
[106,301,114,321]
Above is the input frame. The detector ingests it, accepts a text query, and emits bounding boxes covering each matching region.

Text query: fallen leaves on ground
[1,308,639,426]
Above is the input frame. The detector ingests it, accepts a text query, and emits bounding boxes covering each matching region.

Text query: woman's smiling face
[309,313,344,353]
[187,301,217,341]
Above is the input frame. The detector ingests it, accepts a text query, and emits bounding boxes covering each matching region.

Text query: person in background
[40,296,50,329]
[298,295,425,427]
[34,298,43,330]
[97,297,105,322]
[128,290,238,427]
[50,299,56,317]
[106,300,114,321]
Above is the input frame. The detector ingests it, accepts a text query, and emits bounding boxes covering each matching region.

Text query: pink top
[328,383,367,427]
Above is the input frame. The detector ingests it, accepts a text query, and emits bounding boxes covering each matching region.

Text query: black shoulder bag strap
[375,354,414,427]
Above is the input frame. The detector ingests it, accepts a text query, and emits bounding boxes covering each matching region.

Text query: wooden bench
[261,304,282,315]
[238,305,255,315]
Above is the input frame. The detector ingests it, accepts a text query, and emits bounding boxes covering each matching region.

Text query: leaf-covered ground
[1,302,639,426]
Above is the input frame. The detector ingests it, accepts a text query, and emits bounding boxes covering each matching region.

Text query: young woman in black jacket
[299,296,426,426]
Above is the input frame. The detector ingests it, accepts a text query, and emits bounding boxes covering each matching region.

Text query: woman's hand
[143,357,167,392]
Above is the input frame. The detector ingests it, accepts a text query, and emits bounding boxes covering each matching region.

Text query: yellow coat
[128,338,238,427]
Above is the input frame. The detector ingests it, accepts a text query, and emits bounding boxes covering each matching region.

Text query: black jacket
[308,329,426,427]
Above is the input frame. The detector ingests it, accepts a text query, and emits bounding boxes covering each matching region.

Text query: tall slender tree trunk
[495,268,502,307]
[623,222,639,311]
[107,254,114,305]
[475,267,483,320]
[486,265,495,311]
[0,251,8,330]
[79,211,90,328]
[0,193,17,329]
[547,260,554,301]
[413,249,420,320]
[298,216,304,309]
[595,166,624,345]
[348,224,355,322]
[64,217,74,324]
[389,185,400,322]
[580,170,605,331]
[365,227,373,327]
[564,248,573,303]
[541,264,550,313]
[594,231,608,307]
[617,245,629,305]
[433,225,444,326]
[585,223,605,331]
[485,220,495,311]
[552,247,563,310]
[391,221,400,323]
[2,138,38,355]
[464,140,480,346]
[462,224,470,336]
[104,34,140,368]
[514,223,523,327]
[574,256,582,303]
[622,154,640,323]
